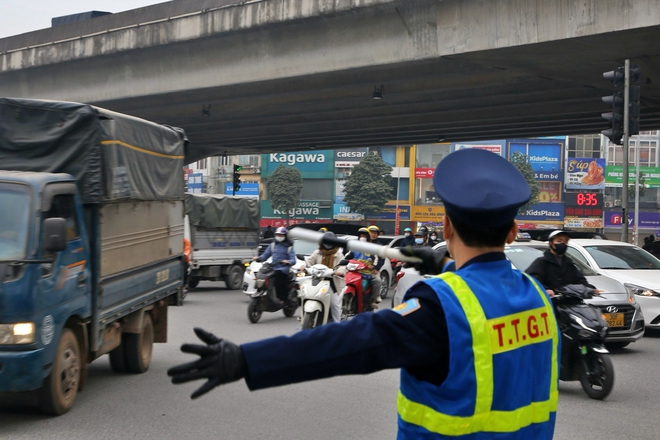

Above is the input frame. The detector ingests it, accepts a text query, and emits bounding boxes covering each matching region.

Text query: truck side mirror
[43,218,68,252]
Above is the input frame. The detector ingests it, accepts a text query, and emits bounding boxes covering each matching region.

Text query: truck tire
[225,264,244,290]
[124,314,154,373]
[39,328,81,415]
[108,336,128,373]
[187,277,200,289]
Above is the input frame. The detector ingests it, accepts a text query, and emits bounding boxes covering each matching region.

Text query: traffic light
[232,164,242,194]
[629,85,641,136]
[601,64,641,144]
[601,91,624,145]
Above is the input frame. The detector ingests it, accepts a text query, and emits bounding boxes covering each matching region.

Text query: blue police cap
[433,149,530,227]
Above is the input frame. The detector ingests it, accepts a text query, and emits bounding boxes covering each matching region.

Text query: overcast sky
[0,1,166,39]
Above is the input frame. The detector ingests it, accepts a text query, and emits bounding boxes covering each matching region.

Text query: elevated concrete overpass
[1,0,660,161]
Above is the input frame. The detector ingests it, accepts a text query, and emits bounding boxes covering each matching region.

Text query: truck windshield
[0,183,31,260]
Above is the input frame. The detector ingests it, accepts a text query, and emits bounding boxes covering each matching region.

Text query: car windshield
[293,239,319,257]
[0,183,31,260]
[584,245,660,270]
[505,245,599,276]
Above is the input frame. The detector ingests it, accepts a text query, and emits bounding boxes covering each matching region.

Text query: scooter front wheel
[580,351,614,400]
[302,310,322,329]
[247,298,263,323]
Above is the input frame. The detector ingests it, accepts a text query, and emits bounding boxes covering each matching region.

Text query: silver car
[393,240,645,348]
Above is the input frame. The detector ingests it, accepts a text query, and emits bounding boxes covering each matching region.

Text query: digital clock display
[564,192,603,218]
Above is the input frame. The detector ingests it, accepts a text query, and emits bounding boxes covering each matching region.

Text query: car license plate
[603,313,624,327]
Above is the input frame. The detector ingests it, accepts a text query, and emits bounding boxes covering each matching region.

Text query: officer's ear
[443,217,452,241]
[505,222,519,244]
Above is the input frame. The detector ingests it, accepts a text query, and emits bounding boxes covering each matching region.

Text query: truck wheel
[124,314,154,373]
[108,336,128,373]
[225,265,245,290]
[39,329,81,415]
[187,277,200,289]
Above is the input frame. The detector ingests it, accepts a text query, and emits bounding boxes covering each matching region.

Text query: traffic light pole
[621,59,630,243]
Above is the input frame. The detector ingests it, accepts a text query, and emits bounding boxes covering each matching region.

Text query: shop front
[260,200,332,228]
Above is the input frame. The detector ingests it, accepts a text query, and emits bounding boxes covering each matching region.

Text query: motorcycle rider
[343,227,382,309]
[401,227,415,247]
[427,229,440,247]
[305,232,346,323]
[526,229,596,297]
[254,226,297,305]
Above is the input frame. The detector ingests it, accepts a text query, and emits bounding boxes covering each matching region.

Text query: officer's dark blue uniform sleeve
[241,283,448,390]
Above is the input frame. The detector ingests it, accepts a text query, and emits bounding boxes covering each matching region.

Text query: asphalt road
[2,282,660,439]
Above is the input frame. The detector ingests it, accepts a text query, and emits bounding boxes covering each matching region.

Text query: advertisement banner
[410,205,445,222]
[516,202,564,221]
[187,173,203,194]
[334,148,368,167]
[508,141,563,179]
[260,200,332,221]
[565,158,606,190]
[225,182,259,198]
[333,204,364,221]
[335,179,346,204]
[537,181,562,203]
[454,143,504,156]
[604,211,660,228]
[564,218,604,229]
[262,150,334,178]
[414,168,435,179]
[368,205,411,221]
[605,166,660,188]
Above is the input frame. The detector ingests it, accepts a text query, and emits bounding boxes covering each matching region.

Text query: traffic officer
[168,148,559,439]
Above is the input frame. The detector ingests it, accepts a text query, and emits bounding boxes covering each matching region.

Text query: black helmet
[418,226,429,236]
[322,231,337,250]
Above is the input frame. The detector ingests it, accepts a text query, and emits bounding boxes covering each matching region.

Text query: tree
[343,153,393,218]
[627,171,646,200]
[509,152,540,213]
[267,165,303,225]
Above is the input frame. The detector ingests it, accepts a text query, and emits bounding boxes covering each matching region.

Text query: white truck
[184,193,260,290]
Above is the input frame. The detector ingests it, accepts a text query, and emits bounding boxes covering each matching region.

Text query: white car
[565,239,660,329]
[394,240,645,347]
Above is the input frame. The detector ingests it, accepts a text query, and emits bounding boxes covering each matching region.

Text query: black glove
[167,328,247,399]
[399,246,451,276]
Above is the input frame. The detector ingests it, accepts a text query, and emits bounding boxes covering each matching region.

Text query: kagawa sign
[262,150,334,178]
[260,200,332,221]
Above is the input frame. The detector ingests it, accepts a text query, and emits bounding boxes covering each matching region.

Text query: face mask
[430,235,437,240]
[359,237,367,242]
[553,243,568,255]
[404,233,411,237]
[414,238,424,244]
[275,236,285,242]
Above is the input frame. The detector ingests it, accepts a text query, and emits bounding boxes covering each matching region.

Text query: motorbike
[341,259,377,319]
[298,264,339,329]
[247,260,300,323]
[553,284,614,400]
[243,258,304,296]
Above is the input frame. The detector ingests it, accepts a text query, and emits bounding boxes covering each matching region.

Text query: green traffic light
[234,164,242,172]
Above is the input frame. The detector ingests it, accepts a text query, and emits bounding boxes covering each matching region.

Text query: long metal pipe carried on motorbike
[287,229,423,263]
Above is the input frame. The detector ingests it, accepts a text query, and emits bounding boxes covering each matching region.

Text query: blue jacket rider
[256,226,296,302]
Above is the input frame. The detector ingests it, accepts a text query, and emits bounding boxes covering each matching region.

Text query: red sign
[259,219,327,228]
[415,168,435,179]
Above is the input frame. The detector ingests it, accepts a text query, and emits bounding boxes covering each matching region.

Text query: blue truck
[0,98,187,414]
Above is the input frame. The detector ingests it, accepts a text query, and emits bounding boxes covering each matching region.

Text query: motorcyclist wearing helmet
[526,230,596,297]
[413,229,426,246]
[401,227,415,247]
[305,232,346,323]
[343,227,383,308]
[255,226,297,304]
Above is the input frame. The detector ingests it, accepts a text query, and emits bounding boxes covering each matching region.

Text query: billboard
[565,158,606,190]
[508,140,563,181]
[368,205,411,221]
[225,182,259,198]
[410,205,444,222]
[334,148,368,168]
[605,166,660,188]
[262,150,334,178]
[260,200,332,221]
[516,202,565,221]
[333,204,364,221]
[187,173,203,194]
[604,211,660,229]
[453,141,505,156]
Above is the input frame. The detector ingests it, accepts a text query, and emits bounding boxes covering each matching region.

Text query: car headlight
[625,283,660,298]
[0,322,35,344]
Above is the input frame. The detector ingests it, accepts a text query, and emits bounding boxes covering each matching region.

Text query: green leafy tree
[344,153,393,218]
[267,165,303,225]
[509,152,539,213]
[628,171,646,200]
